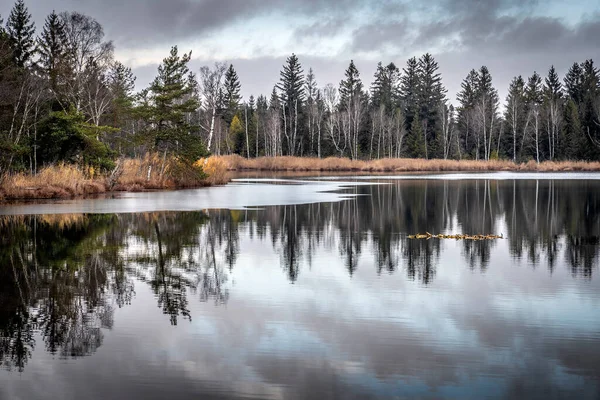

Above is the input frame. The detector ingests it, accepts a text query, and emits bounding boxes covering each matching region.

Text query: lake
[1,174,599,400]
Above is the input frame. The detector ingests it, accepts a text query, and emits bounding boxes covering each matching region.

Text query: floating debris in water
[408,232,504,240]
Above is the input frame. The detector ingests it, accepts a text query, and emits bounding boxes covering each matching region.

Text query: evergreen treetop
[6,0,36,68]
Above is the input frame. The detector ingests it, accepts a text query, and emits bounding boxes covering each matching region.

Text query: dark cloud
[8,0,597,105]
[350,20,408,52]
[17,0,368,47]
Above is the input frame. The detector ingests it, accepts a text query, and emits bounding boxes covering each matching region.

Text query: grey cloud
[294,15,348,39]
[18,0,371,48]
[16,0,597,108]
[350,20,408,52]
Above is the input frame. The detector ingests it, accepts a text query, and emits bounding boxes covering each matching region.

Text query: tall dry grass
[217,155,600,173]
[193,157,230,185]
[0,163,106,200]
[0,155,230,201]
[113,153,230,191]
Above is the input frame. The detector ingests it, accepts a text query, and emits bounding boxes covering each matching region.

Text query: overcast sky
[4,0,600,104]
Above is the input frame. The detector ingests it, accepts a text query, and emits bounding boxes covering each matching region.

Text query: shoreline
[219,155,600,173]
[0,156,230,203]
[3,155,600,203]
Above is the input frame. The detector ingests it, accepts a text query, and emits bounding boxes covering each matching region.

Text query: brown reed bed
[217,155,600,173]
[0,155,230,202]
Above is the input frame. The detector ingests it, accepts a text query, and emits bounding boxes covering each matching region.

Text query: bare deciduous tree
[199,62,227,152]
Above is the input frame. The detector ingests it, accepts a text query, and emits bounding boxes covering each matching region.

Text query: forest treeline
[1,0,599,178]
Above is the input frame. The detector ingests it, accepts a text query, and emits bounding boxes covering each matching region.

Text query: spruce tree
[6,0,36,68]
[269,86,280,111]
[544,65,562,99]
[399,57,420,130]
[504,76,525,161]
[561,99,582,159]
[525,71,543,161]
[277,53,304,155]
[544,66,563,161]
[339,60,363,108]
[305,67,318,155]
[525,72,543,104]
[370,62,386,109]
[417,53,446,157]
[580,59,600,159]
[305,67,318,103]
[339,60,366,159]
[107,61,136,128]
[475,66,499,160]
[409,113,426,158]
[230,114,244,155]
[371,62,400,113]
[564,62,583,104]
[223,64,241,125]
[457,70,478,109]
[39,10,68,90]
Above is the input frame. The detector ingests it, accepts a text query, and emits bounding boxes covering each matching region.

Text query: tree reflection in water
[0,178,599,371]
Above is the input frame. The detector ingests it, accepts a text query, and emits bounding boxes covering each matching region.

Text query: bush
[37,109,116,171]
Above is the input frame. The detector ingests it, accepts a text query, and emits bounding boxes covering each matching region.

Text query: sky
[3,0,600,105]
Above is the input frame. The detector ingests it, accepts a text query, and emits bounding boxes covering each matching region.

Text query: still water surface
[1,175,599,399]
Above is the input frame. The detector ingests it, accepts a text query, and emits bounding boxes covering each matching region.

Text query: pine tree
[147,46,205,162]
[223,64,241,125]
[6,0,36,68]
[277,53,304,155]
[39,10,68,90]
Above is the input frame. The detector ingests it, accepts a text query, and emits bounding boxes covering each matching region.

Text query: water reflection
[0,179,599,398]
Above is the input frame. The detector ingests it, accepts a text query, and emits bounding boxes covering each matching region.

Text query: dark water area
[1,177,599,399]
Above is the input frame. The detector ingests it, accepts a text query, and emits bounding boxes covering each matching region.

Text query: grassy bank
[0,155,230,201]
[218,155,600,173]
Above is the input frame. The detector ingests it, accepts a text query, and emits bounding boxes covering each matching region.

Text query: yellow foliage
[194,157,230,185]
[230,115,244,135]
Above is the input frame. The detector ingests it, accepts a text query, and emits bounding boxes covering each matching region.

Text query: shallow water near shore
[1,174,599,399]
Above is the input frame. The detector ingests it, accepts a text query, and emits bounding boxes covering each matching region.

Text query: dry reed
[0,155,231,201]
[0,163,106,200]
[217,155,600,173]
